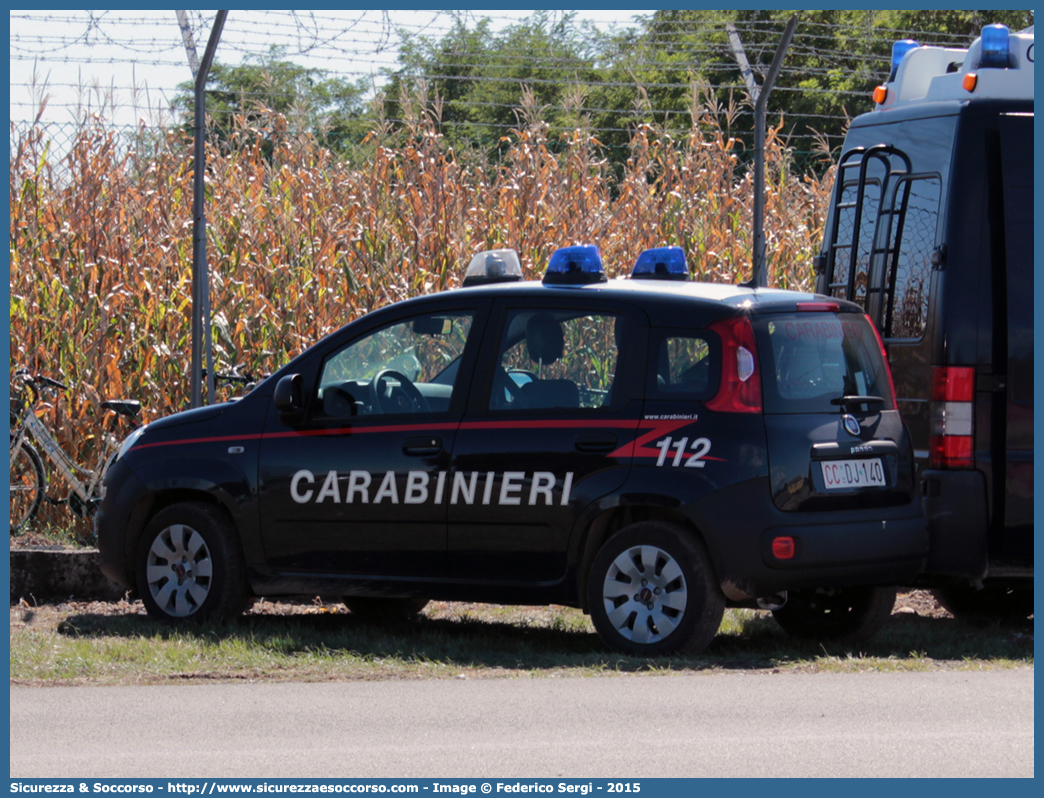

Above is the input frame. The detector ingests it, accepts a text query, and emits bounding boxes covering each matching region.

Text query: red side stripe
[133,417,705,455]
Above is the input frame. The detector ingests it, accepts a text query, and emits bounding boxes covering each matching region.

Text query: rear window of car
[754,312,894,413]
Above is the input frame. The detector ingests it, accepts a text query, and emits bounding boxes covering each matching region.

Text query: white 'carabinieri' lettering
[290,470,315,503]
[290,470,575,507]
[499,471,525,505]
[373,470,399,504]
[404,470,429,504]
[316,470,341,503]
[452,471,478,505]
[347,470,371,503]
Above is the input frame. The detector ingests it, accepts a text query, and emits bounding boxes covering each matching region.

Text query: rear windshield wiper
[831,395,885,407]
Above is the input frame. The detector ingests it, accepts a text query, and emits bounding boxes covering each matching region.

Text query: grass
[9,598,1033,686]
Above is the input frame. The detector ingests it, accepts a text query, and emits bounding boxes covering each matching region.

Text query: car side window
[317,311,474,418]
[655,334,714,394]
[651,333,716,397]
[490,310,620,411]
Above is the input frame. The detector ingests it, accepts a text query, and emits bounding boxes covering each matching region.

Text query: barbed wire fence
[11,11,1011,154]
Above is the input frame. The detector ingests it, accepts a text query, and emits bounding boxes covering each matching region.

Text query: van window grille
[883,176,941,340]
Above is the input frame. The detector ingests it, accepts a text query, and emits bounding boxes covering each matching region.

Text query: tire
[136,502,249,623]
[588,522,725,657]
[772,585,897,642]
[10,439,45,534]
[343,597,429,624]
[932,585,1034,623]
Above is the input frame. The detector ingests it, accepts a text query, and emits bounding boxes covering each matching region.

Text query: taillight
[867,314,897,406]
[706,316,762,413]
[929,366,974,468]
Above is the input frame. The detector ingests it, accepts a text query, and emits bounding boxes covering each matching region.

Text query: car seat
[520,314,579,409]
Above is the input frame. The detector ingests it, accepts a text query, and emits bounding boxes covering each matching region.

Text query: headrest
[526,314,564,365]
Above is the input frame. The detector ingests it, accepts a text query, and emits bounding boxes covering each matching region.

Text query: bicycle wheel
[10,439,45,534]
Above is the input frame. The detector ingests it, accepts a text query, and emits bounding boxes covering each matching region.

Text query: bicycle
[9,369,141,535]
[202,363,262,399]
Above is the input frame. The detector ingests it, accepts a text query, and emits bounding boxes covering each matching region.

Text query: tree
[172,47,371,152]
[608,10,1035,161]
[383,12,607,152]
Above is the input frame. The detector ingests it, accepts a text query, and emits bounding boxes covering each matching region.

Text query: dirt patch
[11,590,955,627]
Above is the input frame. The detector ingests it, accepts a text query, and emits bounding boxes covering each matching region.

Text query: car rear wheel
[932,585,1033,623]
[137,502,249,623]
[343,597,429,624]
[772,585,896,642]
[588,522,725,657]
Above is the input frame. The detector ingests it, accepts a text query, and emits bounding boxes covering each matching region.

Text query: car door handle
[403,436,443,456]
[575,432,618,453]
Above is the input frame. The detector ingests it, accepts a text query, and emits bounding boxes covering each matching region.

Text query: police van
[98,247,927,655]
[814,25,1033,619]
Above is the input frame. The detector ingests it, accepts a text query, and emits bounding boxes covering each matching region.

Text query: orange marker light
[963,73,978,92]
[872,85,888,104]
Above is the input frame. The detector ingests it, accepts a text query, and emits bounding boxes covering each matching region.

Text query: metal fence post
[189,10,227,408]
[727,16,798,288]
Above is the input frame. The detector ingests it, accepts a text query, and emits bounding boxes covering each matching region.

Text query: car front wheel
[588,522,725,657]
[137,502,249,623]
[771,585,896,642]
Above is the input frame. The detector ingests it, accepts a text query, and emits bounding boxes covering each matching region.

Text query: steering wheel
[369,369,431,414]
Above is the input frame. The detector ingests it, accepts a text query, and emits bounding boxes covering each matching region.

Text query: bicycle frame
[10,408,115,507]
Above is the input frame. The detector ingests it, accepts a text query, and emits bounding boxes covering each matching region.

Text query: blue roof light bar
[543,245,607,286]
[979,24,1012,68]
[889,39,920,81]
[631,246,690,281]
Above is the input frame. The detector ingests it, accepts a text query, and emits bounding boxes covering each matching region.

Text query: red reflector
[772,537,796,560]
[929,435,973,469]
[931,366,975,402]
[796,302,840,312]
[706,316,762,414]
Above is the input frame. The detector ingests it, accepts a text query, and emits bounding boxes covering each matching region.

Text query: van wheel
[932,585,1033,622]
[772,586,896,642]
[136,503,249,624]
[343,597,429,624]
[588,522,725,657]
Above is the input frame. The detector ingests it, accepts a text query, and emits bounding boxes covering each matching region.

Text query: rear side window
[647,331,718,400]
[755,313,894,413]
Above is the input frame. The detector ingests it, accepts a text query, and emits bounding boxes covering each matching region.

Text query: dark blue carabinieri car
[97,246,927,655]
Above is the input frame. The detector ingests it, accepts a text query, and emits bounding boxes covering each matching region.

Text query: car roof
[449,278,864,318]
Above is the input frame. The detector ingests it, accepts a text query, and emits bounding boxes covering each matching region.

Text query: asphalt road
[10,670,1033,778]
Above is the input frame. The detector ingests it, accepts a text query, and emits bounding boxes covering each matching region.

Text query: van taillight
[929,366,974,468]
[706,316,762,414]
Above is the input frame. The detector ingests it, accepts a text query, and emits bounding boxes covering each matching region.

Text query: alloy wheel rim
[145,523,213,617]
[602,544,687,644]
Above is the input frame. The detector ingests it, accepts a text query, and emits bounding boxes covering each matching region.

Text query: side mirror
[274,374,304,423]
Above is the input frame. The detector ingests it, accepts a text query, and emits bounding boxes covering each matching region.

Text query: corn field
[9,86,835,531]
